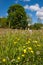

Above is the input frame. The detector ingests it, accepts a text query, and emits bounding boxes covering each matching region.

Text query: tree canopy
[0,18,7,28]
[7,4,28,29]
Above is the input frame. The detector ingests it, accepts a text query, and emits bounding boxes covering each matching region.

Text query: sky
[0,0,43,23]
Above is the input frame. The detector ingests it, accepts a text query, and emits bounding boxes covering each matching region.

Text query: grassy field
[0,29,43,65]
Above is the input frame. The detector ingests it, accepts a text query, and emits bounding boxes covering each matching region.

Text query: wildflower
[31,50,34,54]
[33,40,38,43]
[36,51,40,55]
[17,57,20,60]
[14,41,17,44]
[23,46,25,48]
[26,40,30,44]
[35,41,37,43]
[28,40,30,43]
[26,42,28,44]
[2,58,6,62]
[15,37,20,41]
[11,59,15,62]
[37,44,41,47]
[29,30,32,34]
[17,38,20,41]
[22,54,25,57]
[23,49,26,53]
[28,47,32,51]
[29,38,31,41]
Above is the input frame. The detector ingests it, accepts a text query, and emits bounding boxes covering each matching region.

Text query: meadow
[0,29,43,65]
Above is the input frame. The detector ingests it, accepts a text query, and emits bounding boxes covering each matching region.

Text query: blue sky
[0,0,43,23]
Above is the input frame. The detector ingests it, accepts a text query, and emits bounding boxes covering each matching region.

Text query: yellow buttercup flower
[15,37,20,41]
[31,50,34,54]
[29,39,31,41]
[37,44,41,47]
[23,46,25,48]
[23,49,26,53]
[14,41,17,44]
[28,40,30,43]
[22,54,25,57]
[26,42,28,44]
[28,47,32,50]
[26,40,30,44]
[17,38,20,41]
[15,37,18,39]
[28,47,34,54]
[33,40,38,43]
[17,57,20,60]
[2,58,6,62]
[35,41,37,43]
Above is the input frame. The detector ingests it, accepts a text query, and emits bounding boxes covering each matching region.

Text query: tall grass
[0,30,43,65]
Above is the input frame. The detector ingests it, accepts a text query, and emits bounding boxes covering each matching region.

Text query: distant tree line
[29,23,43,30]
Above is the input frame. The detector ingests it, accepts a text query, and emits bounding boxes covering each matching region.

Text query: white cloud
[36,11,43,17]
[0,16,3,18]
[39,17,43,20]
[20,0,31,2]
[36,7,43,20]
[29,4,40,11]
[24,4,40,11]
[24,4,43,20]
[24,0,30,2]
[24,5,29,9]
[20,0,30,2]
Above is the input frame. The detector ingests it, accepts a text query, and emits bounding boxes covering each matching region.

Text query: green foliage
[29,23,43,30]
[0,18,8,28]
[7,4,28,29]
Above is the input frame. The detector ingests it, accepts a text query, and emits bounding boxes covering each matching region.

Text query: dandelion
[2,58,6,62]
[23,49,26,53]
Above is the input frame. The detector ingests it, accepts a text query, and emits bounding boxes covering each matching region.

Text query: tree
[7,4,28,29]
[0,18,7,28]
[29,23,43,30]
